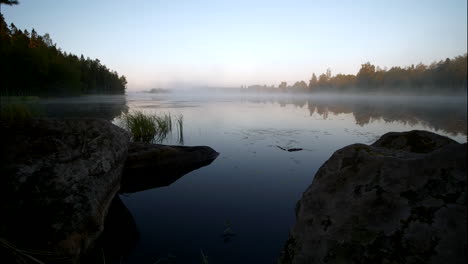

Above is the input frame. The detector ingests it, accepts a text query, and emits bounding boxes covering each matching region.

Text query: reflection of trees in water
[34,96,128,121]
[307,98,466,136]
[245,96,467,136]
[244,96,308,108]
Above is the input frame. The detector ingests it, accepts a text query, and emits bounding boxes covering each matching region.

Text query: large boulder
[121,142,219,193]
[0,118,130,263]
[280,130,466,264]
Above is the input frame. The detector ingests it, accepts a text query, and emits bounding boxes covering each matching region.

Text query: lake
[29,92,467,263]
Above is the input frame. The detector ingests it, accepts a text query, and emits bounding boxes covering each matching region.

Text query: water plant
[222,220,236,243]
[121,110,184,144]
[176,114,184,144]
[153,253,176,264]
[0,96,40,121]
[153,113,172,142]
[0,238,68,264]
[0,103,34,121]
[121,111,158,142]
[200,250,209,264]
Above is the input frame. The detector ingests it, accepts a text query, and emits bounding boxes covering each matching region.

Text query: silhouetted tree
[0,15,127,96]
[309,73,317,91]
[356,62,376,88]
[317,73,329,86]
[0,0,19,14]
[292,80,308,92]
[278,81,287,92]
[287,55,467,94]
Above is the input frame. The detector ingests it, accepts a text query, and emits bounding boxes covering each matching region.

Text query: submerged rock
[280,130,466,264]
[0,118,130,263]
[121,142,219,193]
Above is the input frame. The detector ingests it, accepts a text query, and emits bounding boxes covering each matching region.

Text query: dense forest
[0,14,127,96]
[247,54,467,94]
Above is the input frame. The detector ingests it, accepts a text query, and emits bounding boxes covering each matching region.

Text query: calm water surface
[32,92,468,263]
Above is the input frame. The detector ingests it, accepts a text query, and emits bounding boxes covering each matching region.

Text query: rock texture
[0,118,220,263]
[280,130,467,264]
[0,118,130,263]
[121,142,219,193]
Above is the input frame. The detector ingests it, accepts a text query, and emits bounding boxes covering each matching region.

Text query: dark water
[28,92,467,263]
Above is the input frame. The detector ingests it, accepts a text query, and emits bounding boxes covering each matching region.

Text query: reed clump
[0,96,39,121]
[121,111,158,142]
[176,114,184,144]
[121,111,184,143]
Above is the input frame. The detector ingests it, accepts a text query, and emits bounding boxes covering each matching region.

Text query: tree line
[286,54,467,94]
[0,14,127,96]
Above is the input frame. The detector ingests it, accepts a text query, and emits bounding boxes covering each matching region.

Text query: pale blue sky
[3,0,467,90]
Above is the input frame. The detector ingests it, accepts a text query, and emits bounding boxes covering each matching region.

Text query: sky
[3,0,467,90]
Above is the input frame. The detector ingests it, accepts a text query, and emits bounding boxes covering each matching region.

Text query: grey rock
[280,130,466,264]
[0,118,220,263]
[121,142,219,193]
[0,118,130,263]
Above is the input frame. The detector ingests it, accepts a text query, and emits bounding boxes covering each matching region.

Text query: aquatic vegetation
[121,111,184,144]
[176,114,184,144]
[0,238,67,264]
[153,113,172,142]
[153,253,176,264]
[101,248,106,264]
[0,103,34,121]
[200,250,209,264]
[121,111,158,142]
[0,96,40,121]
[222,220,236,243]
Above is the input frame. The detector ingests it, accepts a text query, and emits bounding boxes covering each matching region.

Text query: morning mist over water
[1,0,466,263]
[26,92,467,142]
[109,92,468,263]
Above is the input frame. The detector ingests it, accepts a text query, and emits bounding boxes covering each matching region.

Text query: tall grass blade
[200,250,209,264]
[176,114,184,145]
[121,111,184,144]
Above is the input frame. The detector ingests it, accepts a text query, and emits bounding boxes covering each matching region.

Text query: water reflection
[117,92,466,264]
[241,94,467,137]
[31,95,128,121]
[28,93,466,139]
[308,97,466,136]
[8,93,465,263]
